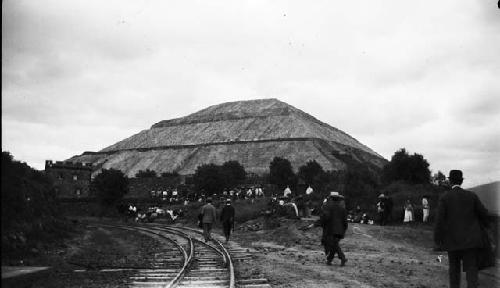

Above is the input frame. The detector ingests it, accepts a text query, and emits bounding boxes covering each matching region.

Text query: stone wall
[45,160,92,199]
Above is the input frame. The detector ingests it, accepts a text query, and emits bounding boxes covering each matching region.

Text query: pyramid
[69,99,387,177]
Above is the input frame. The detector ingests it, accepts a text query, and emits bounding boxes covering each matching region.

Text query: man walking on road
[200,197,217,242]
[317,191,348,266]
[220,198,235,243]
[434,170,490,288]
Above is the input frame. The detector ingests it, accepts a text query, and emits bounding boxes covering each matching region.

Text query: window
[73,175,78,181]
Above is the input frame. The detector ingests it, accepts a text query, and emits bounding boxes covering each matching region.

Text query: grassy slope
[468,181,500,216]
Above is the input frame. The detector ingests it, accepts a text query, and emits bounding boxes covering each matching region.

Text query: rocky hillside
[69,99,387,177]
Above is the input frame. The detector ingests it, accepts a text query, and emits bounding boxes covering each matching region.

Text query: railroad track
[149,224,271,288]
[91,223,241,288]
[149,225,234,288]
[88,224,188,287]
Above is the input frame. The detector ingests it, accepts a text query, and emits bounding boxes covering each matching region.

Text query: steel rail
[154,226,226,264]
[89,223,192,288]
[143,226,195,288]
[88,222,235,288]
[121,225,193,288]
[158,225,235,288]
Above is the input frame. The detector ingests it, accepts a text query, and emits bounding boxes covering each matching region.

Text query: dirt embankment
[2,223,166,288]
[230,217,498,288]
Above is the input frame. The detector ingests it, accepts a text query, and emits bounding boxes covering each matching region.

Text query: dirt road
[230,218,499,288]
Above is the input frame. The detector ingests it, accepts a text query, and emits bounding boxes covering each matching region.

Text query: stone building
[45,160,92,199]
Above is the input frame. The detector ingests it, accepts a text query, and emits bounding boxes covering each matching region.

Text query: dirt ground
[2,223,165,288]
[4,217,498,287]
[229,217,499,288]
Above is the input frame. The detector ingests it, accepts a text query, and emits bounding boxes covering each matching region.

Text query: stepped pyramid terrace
[68,99,387,177]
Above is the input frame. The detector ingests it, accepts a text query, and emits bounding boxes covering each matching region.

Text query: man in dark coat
[220,198,235,243]
[434,170,489,288]
[200,197,217,242]
[317,191,348,266]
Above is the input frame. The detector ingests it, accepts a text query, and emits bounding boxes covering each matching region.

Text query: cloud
[2,0,499,187]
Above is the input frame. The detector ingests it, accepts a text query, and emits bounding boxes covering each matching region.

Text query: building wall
[45,160,92,199]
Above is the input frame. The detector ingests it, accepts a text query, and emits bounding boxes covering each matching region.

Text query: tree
[298,160,325,186]
[269,157,297,190]
[2,151,68,259]
[432,171,447,186]
[1,151,57,231]
[161,171,179,178]
[135,169,157,178]
[343,164,379,207]
[92,169,129,207]
[382,148,431,184]
[220,160,246,189]
[193,164,225,195]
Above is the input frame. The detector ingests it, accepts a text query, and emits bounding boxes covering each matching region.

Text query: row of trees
[269,156,380,205]
[193,161,246,193]
[135,169,179,178]
[91,160,248,208]
[91,148,436,208]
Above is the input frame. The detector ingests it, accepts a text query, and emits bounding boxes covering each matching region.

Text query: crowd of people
[343,194,434,226]
[116,202,185,223]
[116,168,494,288]
[121,169,494,288]
[128,182,440,227]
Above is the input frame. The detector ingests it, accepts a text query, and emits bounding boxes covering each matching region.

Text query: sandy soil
[229,217,499,288]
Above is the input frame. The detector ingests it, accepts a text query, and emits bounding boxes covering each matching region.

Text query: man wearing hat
[317,191,348,266]
[434,170,489,288]
[200,197,217,242]
[377,194,387,226]
[220,198,235,243]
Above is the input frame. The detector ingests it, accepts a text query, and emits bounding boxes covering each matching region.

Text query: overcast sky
[2,0,499,188]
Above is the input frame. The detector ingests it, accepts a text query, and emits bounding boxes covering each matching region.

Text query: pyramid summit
[69,98,386,177]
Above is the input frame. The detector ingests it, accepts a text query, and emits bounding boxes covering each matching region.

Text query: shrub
[135,169,157,178]
[382,148,431,185]
[269,157,297,190]
[1,151,71,260]
[92,169,129,208]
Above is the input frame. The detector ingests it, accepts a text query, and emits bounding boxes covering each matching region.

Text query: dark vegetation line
[1,152,71,262]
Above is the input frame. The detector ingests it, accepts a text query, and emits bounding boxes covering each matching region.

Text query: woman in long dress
[403,199,414,224]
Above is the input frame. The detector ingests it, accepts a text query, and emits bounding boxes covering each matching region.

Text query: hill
[469,181,500,216]
[69,99,387,177]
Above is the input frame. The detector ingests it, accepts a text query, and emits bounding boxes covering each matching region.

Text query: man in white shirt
[422,196,430,223]
[306,186,313,195]
[284,186,292,198]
